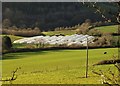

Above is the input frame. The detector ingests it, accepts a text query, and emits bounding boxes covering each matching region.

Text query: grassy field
[1,35,24,42]
[2,48,118,84]
[1,25,119,84]
[43,30,76,36]
[95,25,118,33]
[43,25,118,36]
[8,35,24,42]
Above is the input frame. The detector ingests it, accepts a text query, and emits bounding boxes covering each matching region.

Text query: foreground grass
[2,48,118,84]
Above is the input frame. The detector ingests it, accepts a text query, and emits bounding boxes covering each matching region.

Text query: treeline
[2,26,42,37]
[2,2,118,31]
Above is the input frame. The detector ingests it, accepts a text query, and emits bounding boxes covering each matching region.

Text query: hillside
[2,2,118,31]
[95,25,118,33]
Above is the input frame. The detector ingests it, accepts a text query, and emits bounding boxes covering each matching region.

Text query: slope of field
[1,35,24,42]
[95,25,118,33]
[43,30,76,36]
[43,25,118,36]
[2,48,118,84]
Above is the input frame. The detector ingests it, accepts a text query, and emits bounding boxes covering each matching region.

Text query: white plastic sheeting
[13,34,95,46]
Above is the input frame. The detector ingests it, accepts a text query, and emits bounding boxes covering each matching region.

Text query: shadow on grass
[2,50,48,60]
[2,49,67,60]
[76,75,98,79]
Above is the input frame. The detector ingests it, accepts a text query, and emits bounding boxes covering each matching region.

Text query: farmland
[1,2,119,85]
[43,30,76,36]
[1,25,119,84]
[43,25,118,36]
[2,48,118,84]
[95,25,118,33]
[1,35,24,42]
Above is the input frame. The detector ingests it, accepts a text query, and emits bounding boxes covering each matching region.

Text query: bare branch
[0,67,21,83]
[93,59,120,66]
[114,63,120,72]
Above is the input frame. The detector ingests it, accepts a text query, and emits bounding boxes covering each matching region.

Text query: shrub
[92,34,113,47]
[88,29,102,36]
[68,44,83,48]
[25,44,36,49]
[57,44,68,48]
[2,36,12,50]
[2,19,11,29]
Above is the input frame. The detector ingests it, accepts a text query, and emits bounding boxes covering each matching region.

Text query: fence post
[85,37,88,78]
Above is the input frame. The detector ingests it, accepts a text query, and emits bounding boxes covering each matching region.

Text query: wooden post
[85,37,88,78]
[118,25,120,84]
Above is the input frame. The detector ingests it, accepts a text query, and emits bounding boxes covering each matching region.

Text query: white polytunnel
[13,34,95,46]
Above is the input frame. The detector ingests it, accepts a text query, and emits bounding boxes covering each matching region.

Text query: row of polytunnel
[13,34,95,46]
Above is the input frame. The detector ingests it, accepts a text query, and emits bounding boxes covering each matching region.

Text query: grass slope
[2,48,118,84]
[95,25,118,33]
[1,35,24,42]
[7,35,24,42]
[43,30,76,36]
[43,25,118,36]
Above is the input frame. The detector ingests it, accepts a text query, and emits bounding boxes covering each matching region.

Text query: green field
[1,35,24,42]
[1,25,119,84]
[95,25,118,33]
[43,25,118,36]
[43,30,76,36]
[2,48,118,84]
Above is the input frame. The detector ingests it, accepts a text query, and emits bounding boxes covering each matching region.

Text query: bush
[2,36,12,50]
[88,29,102,36]
[92,34,113,47]
[25,44,36,49]
[68,44,83,48]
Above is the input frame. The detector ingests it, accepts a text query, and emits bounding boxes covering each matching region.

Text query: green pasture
[1,35,24,42]
[8,35,24,42]
[2,48,118,84]
[43,30,76,36]
[95,25,118,33]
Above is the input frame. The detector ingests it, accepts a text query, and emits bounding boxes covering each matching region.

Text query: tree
[76,21,91,35]
[12,25,18,30]
[2,19,11,29]
[85,19,91,25]
[34,27,41,35]
[2,36,12,50]
[3,8,13,20]
[88,29,102,36]
[34,27,41,32]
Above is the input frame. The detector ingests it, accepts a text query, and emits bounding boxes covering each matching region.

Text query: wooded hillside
[2,2,118,31]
